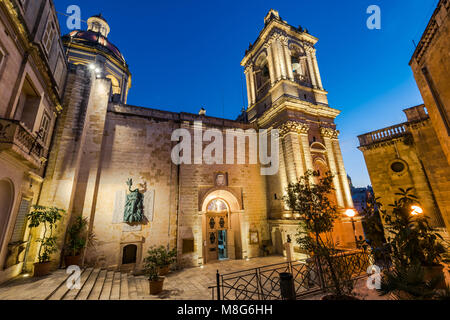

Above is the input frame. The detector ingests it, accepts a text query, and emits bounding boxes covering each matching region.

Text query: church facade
[1,5,362,280]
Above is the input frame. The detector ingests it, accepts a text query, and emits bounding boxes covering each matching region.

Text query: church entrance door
[205,199,229,263]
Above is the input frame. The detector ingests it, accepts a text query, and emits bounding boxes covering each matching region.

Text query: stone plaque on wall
[113,190,126,224]
[144,190,155,222]
[123,224,142,232]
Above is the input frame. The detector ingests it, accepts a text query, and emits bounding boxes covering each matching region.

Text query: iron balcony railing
[0,118,48,168]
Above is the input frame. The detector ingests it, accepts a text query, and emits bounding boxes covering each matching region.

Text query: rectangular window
[53,56,64,87]
[39,112,51,145]
[10,199,31,244]
[42,19,56,54]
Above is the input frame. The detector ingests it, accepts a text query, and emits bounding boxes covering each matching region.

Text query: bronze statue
[124,178,144,223]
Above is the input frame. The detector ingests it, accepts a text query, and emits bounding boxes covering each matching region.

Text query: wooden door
[206,213,228,263]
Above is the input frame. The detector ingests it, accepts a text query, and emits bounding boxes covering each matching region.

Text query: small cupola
[87,14,110,38]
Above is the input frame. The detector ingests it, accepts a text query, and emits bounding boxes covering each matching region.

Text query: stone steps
[99,271,114,300]
[63,268,94,300]
[88,269,107,300]
[40,268,152,300]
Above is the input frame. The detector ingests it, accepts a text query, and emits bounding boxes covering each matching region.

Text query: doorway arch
[0,179,14,251]
[200,189,243,264]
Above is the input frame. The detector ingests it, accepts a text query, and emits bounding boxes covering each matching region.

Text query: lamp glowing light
[88,64,96,70]
[345,209,357,218]
[411,206,423,216]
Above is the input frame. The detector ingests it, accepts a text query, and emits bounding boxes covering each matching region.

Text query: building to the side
[1,7,362,279]
[410,0,449,167]
[0,0,67,283]
[358,105,449,238]
[359,0,450,240]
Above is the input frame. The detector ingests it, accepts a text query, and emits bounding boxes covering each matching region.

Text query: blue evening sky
[54,0,438,187]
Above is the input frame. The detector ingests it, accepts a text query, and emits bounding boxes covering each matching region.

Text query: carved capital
[320,127,339,139]
[278,121,310,137]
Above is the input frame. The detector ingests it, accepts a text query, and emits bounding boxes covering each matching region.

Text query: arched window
[207,199,228,213]
[290,45,309,84]
[106,75,121,95]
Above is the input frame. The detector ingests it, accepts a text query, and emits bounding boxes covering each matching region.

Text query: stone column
[311,50,324,90]
[265,42,276,86]
[271,35,282,81]
[276,38,287,80]
[245,64,256,105]
[280,122,305,184]
[276,134,289,192]
[281,37,294,81]
[305,48,318,88]
[244,67,252,107]
[298,124,314,173]
[321,128,345,208]
[332,139,354,208]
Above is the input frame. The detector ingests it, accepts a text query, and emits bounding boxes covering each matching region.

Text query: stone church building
[1,4,362,280]
[359,0,450,242]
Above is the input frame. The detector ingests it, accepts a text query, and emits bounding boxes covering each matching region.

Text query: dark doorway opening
[122,244,137,265]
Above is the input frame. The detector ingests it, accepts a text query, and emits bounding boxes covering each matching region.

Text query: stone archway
[0,179,14,251]
[200,189,243,264]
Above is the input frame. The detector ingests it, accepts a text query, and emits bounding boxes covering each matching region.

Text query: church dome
[62,14,126,65]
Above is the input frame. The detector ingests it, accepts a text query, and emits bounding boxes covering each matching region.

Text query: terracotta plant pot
[423,265,446,289]
[64,255,82,267]
[149,277,165,295]
[158,265,170,276]
[33,262,52,277]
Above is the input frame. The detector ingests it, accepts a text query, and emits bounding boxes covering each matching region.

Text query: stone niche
[119,233,144,273]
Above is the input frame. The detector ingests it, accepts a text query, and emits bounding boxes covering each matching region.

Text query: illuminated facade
[1,7,361,279]
[0,0,67,283]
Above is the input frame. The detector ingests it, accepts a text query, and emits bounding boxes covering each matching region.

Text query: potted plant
[143,258,165,295]
[64,216,90,267]
[145,245,177,276]
[27,205,64,277]
[284,171,358,300]
[378,188,447,299]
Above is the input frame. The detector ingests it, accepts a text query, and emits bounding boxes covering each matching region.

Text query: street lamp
[411,205,423,216]
[345,209,358,247]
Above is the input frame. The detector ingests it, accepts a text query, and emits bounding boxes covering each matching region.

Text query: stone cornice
[410,0,449,65]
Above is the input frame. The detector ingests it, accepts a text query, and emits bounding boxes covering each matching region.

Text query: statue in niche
[124,178,145,223]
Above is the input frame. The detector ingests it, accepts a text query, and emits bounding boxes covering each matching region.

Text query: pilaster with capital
[311,50,323,90]
[305,46,318,89]
[298,125,314,173]
[332,139,354,208]
[321,127,345,208]
[264,42,276,86]
[280,36,294,81]
[245,64,256,105]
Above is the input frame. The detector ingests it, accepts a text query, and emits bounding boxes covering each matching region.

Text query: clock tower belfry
[242,10,359,248]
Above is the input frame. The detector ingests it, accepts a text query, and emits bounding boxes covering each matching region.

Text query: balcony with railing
[358,123,409,148]
[0,118,48,169]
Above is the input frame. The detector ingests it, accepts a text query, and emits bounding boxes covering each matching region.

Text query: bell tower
[241,9,328,123]
[242,10,360,248]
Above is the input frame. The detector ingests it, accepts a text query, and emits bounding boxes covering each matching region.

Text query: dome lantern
[87,14,110,38]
